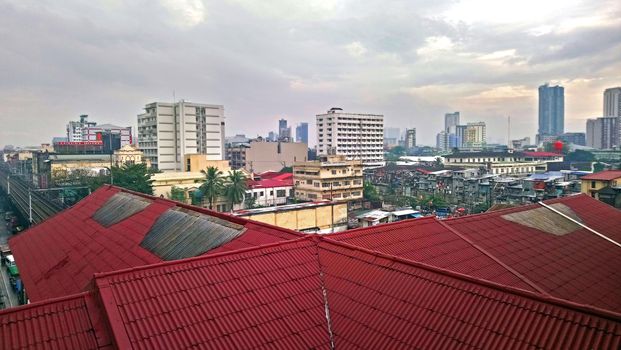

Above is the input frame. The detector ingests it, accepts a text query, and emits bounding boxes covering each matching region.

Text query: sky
[1,0,620,147]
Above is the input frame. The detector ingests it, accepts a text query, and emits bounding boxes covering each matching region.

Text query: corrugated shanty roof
[580,170,621,181]
[3,237,620,349]
[9,185,301,302]
[444,194,621,313]
[0,292,113,350]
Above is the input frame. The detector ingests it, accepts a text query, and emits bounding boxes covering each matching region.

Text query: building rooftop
[580,170,621,181]
[3,236,620,350]
[9,185,301,302]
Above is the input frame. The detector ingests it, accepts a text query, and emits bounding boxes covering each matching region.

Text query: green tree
[280,166,293,173]
[197,166,224,209]
[169,186,186,202]
[363,181,380,201]
[566,150,595,162]
[223,170,247,211]
[110,163,156,194]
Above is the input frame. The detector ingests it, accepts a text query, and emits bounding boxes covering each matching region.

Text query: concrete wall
[241,202,347,233]
[244,141,307,173]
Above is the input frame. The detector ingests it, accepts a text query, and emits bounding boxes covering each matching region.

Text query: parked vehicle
[5,255,19,277]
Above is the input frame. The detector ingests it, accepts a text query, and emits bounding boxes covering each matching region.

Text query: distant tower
[538,83,564,143]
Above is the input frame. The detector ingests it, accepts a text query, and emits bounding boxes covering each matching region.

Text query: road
[0,194,19,309]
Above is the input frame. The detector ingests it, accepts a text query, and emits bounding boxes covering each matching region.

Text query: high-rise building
[444,112,460,133]
[278,119,291,141]
[604,87,621,117]
[538,83,564,143]
[455,125,467,149]
[463,122,487,149]
[137,100,225,171]
[66,115,132,151]
[316,107,384,165]
[405,128,416,149]
[604,87,621,144]
[436,131,448,151]
[586,117,617,149]
[295,122,309,144]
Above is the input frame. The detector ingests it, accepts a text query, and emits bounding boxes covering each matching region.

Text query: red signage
[55,141,103,146]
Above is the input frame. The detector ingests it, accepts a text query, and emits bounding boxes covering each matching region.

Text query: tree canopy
[223,170,247,210]
[197,166,224,209]
[109,163,156,194]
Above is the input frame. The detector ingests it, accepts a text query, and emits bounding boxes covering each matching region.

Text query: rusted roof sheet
[140,207,246,260]
[92,192,151,227]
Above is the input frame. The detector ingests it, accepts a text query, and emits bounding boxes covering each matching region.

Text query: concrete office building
[463,122,487,149]
[66,115,132,149]
[316,108,384,165]
[293,154,363,202]
[538,83,564,143]
[586,117,618,149]
[226,139,308,173]
[137,100,225,171]
[405,128,416,149]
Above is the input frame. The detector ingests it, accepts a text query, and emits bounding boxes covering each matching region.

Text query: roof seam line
[537,201,621,248]
[437,219,549,295]
[315,242,336,350]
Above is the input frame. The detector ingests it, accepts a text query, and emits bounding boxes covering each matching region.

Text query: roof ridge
[0,291,92,316]
[319,238,621,322]
[435,219,549,295]
[107,185,304,237]
[93,235,314,280]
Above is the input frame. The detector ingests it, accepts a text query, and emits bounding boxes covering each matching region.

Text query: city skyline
[0,0,620,147]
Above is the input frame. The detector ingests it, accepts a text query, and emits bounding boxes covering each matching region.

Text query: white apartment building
[137,100,225,171]
[405,128,416,149]
[316,108,384,165]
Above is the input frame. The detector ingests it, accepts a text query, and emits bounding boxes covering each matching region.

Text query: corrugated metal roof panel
[9,186,301,302]
[140,207,246,260]
[92,192,151,227]
[86,237,621,349]
[445,194,621,313]
[0,292,113,350]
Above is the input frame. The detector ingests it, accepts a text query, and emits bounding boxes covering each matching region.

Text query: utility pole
[109,132,114,185]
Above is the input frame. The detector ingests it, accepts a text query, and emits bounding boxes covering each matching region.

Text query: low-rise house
[580,170,621,207]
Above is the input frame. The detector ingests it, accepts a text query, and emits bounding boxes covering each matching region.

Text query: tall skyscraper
[405,128,416,149]
[586,117,617,149]
[295,122,309,144]
[538,83,564,143]
[137,100,225,171]
[604,87,621,144]
[278,119,291,140]
[604,87,621,117]
[316,107,384,165]
[444,112,460,133]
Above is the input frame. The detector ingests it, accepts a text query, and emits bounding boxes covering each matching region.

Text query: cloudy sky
[1,0,620,147]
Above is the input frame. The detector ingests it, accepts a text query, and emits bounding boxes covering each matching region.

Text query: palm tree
[223,170,247,211]
[197,166,223,209]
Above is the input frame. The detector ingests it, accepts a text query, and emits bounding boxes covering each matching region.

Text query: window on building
[332,170,337,175]
[277,189,286,197]
[306,180,312,185]
[591,181,596,189]
[314,182,320,188]
[270,190,274,196]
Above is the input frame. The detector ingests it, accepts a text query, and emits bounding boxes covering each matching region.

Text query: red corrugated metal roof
[3,236,620,349]
[91,237,621,348]
[580,170,621,180]
[444,194,621,313]
[247,177,293,189]
[0,292,113,349]
[9,185,301,302]
[329,216,541,293]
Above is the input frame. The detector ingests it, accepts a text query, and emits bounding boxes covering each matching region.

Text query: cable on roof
[538,201,621,248]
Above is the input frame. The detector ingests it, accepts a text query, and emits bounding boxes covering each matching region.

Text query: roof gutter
[537,201,621,248]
